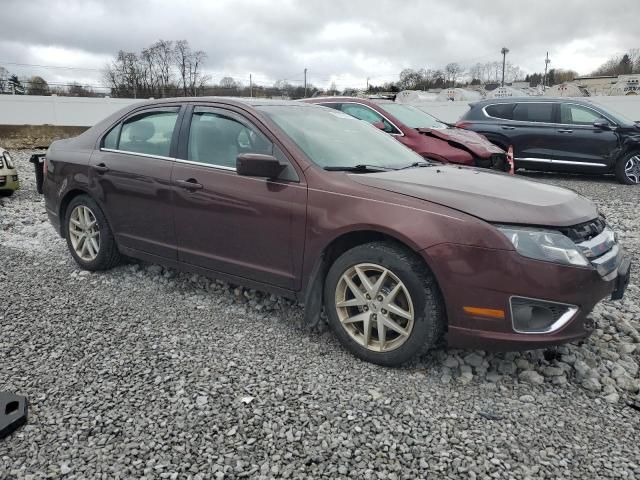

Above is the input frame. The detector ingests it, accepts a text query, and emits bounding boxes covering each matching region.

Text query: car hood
[416,127,504,157]
[350,165,597,227]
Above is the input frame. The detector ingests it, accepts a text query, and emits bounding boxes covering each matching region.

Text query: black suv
[457,97,640,184]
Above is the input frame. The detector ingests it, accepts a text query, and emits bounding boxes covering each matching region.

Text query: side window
[188,109,273,169]
[560,104,610,125]
[513,103,554,123]
[485,103,515,120]
[118,110,179,157]
[340,104,399,134]
[103,124,120,149]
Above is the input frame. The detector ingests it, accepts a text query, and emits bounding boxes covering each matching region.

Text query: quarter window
[513,103,554,123]
[560,104,611,126]
[103,124,120,149]
[117,110,179,157]
[485,103,515,120]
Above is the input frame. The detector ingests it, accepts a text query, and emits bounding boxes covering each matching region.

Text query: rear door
[171,105,307,290]
[89,106,182,260]
[509,102,560,170]
[553,103,619,169]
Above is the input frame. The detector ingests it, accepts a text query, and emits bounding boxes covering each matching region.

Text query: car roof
[470,97,596,107]
[304,96,378,106]
[132,96,318,109]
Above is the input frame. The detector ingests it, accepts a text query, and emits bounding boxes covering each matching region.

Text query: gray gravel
[1,151,639,479]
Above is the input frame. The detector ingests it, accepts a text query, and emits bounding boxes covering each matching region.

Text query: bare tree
[444,63,462,86]
[0,66,8,93]
[174,40,191,96]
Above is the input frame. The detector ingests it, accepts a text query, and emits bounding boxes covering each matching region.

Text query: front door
[171,106,307,290]
[89,106,181,260]
[552,103,619,169]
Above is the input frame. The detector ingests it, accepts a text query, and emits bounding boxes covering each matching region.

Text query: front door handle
[557,129,573,133]
[501,126,516,130]
[92,163,109,173]
[175,179,203,190]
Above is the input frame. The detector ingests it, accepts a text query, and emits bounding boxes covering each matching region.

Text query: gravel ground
[1,151,639,479]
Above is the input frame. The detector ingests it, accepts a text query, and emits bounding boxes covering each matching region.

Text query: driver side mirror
[236,153,286,179]
[593,120,611,130]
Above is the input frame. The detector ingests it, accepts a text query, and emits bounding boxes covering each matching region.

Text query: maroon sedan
[304,97,509,171]
[43,98,630,366]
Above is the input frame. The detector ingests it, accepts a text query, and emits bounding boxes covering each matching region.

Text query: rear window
[513,103,554,123]
[485,103,515,120]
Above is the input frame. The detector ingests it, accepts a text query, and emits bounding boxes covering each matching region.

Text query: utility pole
[366,77,370,92]
[543,52,551,90]
[501,47,509,87]
[250,74,253,98]
[304,68,307,98]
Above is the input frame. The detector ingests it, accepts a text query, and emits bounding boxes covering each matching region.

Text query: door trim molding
[514,157,607,167]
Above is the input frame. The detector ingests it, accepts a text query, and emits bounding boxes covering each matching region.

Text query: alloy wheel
[625,155,640,184]
[335,263,415,352]
[68,205,101,261]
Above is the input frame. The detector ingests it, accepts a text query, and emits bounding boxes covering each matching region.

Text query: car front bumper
[422,243,631,351]
[0,173,20,191]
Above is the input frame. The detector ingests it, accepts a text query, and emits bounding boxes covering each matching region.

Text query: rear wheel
[615,151,640,185]
[64,195,122,270]
[324,242,445,366]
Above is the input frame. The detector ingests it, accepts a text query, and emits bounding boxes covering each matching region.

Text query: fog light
[510,297,578,334]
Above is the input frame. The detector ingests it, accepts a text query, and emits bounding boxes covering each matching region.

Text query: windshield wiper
[399,161,434,170]
[323,164,396,172]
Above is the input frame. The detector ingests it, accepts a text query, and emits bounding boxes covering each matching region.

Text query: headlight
[2,151,14,169]
[497,225,589,267]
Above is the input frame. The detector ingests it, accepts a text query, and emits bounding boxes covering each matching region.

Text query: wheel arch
[301,228,442,328]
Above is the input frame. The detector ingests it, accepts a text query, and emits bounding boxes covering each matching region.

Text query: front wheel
[615,151,640,185]
[324,242,445,366]
[64,195,122,270]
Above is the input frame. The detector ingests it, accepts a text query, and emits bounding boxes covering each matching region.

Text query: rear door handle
[557,129,573,133]
[501,126,516,130]
[92,163,109,173]
[175,179,203,190]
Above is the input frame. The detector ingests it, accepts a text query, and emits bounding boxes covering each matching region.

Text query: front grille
[559,217,606,243]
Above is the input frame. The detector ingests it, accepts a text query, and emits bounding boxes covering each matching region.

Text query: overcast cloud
[0,0,639,90]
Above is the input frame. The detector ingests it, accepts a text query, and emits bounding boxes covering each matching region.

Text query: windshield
[258,105,424,169]
[596,104,638,126]
[377,103,447,129]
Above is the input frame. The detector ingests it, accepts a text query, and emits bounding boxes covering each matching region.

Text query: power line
[0,61,103,72]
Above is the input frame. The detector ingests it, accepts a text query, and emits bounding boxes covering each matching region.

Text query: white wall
[0,95,142,126]
[1,93,639,127]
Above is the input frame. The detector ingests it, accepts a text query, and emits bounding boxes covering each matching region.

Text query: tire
[64,194,122,271]
[615,151,640,185]
[323,241,445,366]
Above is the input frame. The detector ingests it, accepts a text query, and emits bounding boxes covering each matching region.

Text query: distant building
[570,76,618,96]
[609,75,640,96]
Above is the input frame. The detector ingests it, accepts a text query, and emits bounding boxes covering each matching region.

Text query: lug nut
[377,295,383,301]
[363,306,369,311]
[365,294,371,300]
[372,314,377,319]
[381,309,387,314]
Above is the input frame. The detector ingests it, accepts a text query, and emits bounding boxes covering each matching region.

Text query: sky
[0,0,639,91]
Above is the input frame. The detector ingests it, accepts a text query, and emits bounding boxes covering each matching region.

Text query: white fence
[1,93,639,127]
[0,95,142,127]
